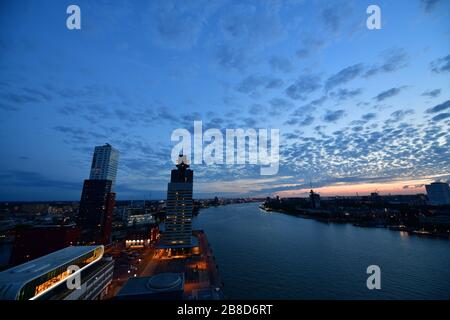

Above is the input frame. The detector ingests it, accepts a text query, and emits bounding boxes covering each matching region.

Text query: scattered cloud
[374,86,407,102]
[430,54,450,74]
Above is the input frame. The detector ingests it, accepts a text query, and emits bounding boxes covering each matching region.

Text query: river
[193,202,450,299]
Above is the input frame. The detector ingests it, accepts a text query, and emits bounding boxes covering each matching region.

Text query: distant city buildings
[89,143,119,189]
[77,144,119,245]
[160,155,194,248]
[0,245,113,300]
[309,190,321,209]
[426,182,450,206]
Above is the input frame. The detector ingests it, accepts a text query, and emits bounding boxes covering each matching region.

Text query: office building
[426,182,450,206]
[89,143,119,189]
[0,245,113,300]
[77,180,115,245]
[160,155,194,248]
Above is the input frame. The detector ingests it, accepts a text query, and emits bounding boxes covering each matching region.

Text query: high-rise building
[89,143,119,189]
[0,245,114,300]
[77,144,119,245]
[77,180,115,245]
[161,155,193,247]
[426,182,450,206]
[309,190,321,209]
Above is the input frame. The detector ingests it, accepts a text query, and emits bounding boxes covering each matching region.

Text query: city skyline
[1,0,450,201]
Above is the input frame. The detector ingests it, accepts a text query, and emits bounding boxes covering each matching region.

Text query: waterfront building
[160,155,194,248]
[426,182,450,206]
[309,190,321,209]
[0,245,113,300]
[89,143,119,189]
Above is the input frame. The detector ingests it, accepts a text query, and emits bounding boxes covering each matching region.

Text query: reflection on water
[194,202,450,299]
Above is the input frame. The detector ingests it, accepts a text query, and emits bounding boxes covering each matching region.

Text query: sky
[0,0,449,201]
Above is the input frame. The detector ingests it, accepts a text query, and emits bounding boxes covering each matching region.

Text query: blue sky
[0,0,449,200]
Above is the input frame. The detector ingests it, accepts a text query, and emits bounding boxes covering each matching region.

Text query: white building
[0,246,114,300]
[89,143,119,189]
[426,182,450,206]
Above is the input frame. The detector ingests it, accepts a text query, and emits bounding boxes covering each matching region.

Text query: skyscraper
[89,143,119,189]
[426,182,450,206]
[78,144,119,245]
[161,155,194,247]
[78,180,115,245]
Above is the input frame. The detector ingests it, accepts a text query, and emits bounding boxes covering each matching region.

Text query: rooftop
[0,245,103,299]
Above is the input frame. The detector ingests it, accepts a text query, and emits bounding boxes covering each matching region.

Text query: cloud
[425,100,450,113]
[323,109,345,122]
[216,45,252,72]
[286,74,321,100]
[421,0,443,12]
[362,113,377,121]
[296,37,325,59]
[430,54,450,74]
[236,74,284,94]
[146,0,224,49]
[219,2,285,47]
[325,64,364,91]
[0,170,80,190]
[329,88,362,101]
[374,87,407,102]
[364,48,409,78]
[386,109,414,123]
[320,2,352,33]
[421,89,441,98]
[431,113,450,122]
[269,55,293,72]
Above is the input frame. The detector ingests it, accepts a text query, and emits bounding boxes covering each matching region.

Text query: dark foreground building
[77,179,115,245]
[10,224,80,266]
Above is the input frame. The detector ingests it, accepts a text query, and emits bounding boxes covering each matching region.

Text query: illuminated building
[0,245,113,300]
[426,182,450,206]
[125,208,155,227]
[89,143,119,189]
[125,224,159,248]
[160,155,194,248]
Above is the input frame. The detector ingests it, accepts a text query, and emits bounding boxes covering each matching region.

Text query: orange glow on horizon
[276,178,433,198]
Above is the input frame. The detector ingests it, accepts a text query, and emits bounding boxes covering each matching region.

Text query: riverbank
[259,204,450,240]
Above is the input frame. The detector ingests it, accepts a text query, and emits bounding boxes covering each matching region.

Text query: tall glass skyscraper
[89,143,119,189]
[161,155,194,247]
[78,144,119,245]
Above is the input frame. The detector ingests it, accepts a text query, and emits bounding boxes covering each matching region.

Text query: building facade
[0,246,113,300]
[10,224,80,266]
[77,179,115,245]
[160,155,194,247]
[89,143,119,189]
[426,182,450,206]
